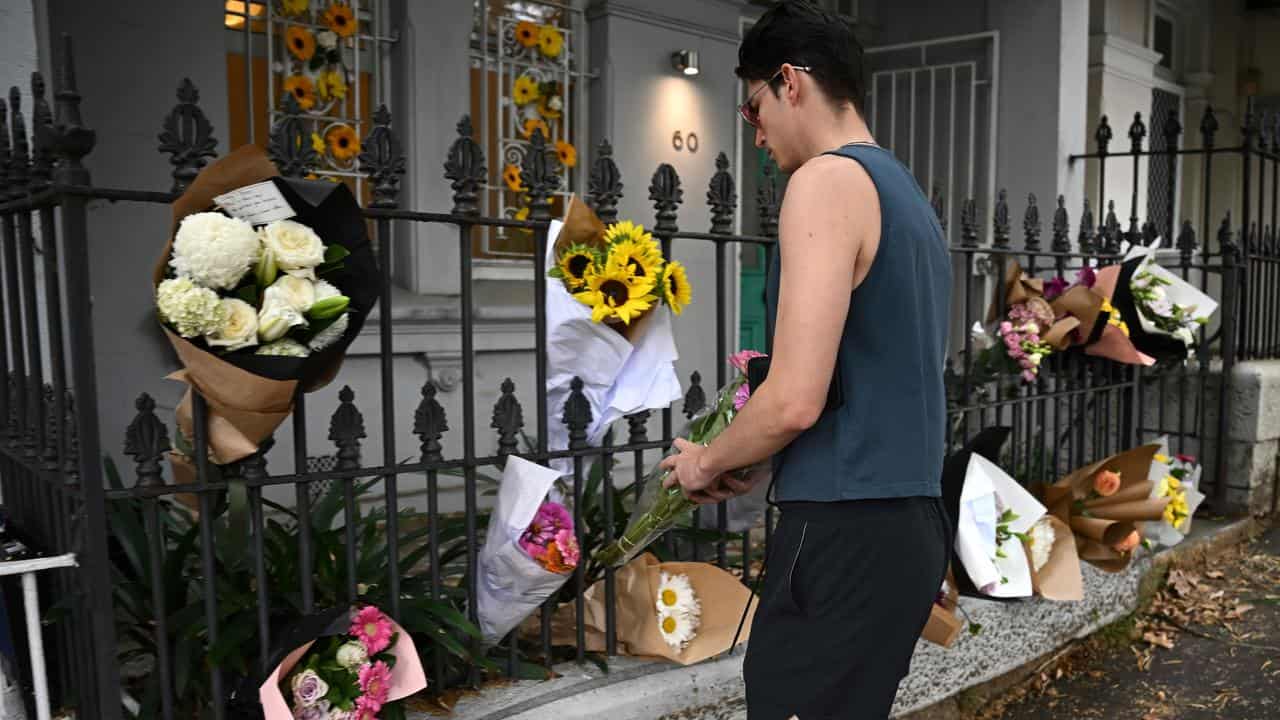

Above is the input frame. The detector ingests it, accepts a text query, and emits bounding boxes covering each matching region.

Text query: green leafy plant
[105,458,492,718]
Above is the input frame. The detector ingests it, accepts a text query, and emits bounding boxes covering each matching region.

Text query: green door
[738,149,775,353]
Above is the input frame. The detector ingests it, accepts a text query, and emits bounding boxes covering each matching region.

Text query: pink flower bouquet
[475,456,579,645]
[259,605,426,719]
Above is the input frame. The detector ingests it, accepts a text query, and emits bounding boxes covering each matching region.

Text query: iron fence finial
[491,378,524,459]
[587,139,623,224]
[708,152,736,234]
[650,163,683,235]
[444,114,483,216]
[158,78,218,195]
[414,381,448,463]
[360,104,405,209]
[1022,193,1041,251]
[266,92,317,178]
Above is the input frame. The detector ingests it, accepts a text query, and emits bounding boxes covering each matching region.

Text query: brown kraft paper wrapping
[155,146,340,465]
[551,194,646,342]
[1041,444,1162,572]
[987,261,1079,349]
[1054,269,1155,366]
[540,554,757,665]
[1028,515,1083,601]
[922,565,963,647]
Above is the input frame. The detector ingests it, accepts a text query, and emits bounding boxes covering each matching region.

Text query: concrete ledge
[424,518,1257,720]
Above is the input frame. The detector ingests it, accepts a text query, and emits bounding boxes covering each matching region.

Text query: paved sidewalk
[978,526,1279,720]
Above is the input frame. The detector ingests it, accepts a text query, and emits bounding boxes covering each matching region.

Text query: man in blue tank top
[659,2,953,717]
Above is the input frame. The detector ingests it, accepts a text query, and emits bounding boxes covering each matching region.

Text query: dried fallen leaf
[1206,570,1225,579]
[1143,631,1175,649]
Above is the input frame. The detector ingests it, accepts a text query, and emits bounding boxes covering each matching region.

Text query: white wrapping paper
[475,456,573,645]
[543,219,683,476]
[955,454,1048,598]
[1145,435,1206,547]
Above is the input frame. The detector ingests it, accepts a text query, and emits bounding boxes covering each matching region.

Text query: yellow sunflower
[515,206,530,222]
[281,0,309,16]
[286,26,316,62]
[317,69,347,101]
[311,132,326,155]
[503,163,524,193]
[538,25,564,58]
[661,260,692,315]
[604,220,661,257]
[555,140,577,168]
[605,239,662,287]
[284,75,317,110]
[576,264,656,325]
[323,1,357,38]
[513,75,540,106]
[520,118,551,141]
[538,94,563,120]
[515,20,539,48]
[326,124,360,161]
[554,243,599,291]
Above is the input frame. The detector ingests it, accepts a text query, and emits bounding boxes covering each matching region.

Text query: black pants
[743,496,952,719]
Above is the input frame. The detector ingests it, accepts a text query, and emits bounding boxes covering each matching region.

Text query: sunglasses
[739,65,812,128]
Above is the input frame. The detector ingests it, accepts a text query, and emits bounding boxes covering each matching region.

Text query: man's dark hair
[736,0,866,115]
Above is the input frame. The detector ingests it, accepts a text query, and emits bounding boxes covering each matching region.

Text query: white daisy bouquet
[543,554,754,664]
[155,146,379,466]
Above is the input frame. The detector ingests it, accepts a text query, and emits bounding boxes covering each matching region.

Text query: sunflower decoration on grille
[273,0,365,178]
[322,1,358,38]
[549,213,692,326]
[325,124,361,162]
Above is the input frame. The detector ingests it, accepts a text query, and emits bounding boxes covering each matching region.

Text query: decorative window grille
[223,0,396,201]
[471,0,588,259]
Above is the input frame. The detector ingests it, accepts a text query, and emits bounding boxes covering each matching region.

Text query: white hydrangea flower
[657,608,698,652]
[169,212,260,290]
[156,277,227,338]
[255,338,310,357]
[1028,516,1055,572]
[259,219,325,280]
[308,313,349,352]
[205,298,259,352]
[655,572,700,618]
[317,30,338,50]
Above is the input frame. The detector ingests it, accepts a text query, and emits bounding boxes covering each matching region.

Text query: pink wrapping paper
[259,615,428,718]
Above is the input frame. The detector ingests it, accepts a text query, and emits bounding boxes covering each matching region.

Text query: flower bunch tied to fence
[154,145,379,471]
[542,197,689,474]
[971,244,1219,384]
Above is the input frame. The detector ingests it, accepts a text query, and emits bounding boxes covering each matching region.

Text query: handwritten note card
[213,181,295,225]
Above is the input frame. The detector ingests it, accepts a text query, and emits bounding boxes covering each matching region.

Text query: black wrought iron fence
[0,36,1250,720]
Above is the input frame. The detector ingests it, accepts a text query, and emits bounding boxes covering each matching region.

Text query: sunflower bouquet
[549,219,691,327]
[542,197,687,476]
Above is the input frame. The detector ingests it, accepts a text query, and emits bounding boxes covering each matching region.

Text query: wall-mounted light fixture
[671,50,699,77]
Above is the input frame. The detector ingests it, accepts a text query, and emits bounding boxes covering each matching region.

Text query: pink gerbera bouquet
[275,606,409,719]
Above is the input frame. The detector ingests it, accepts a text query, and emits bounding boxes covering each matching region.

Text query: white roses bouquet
[156,146,379,466]
[157,214,354,358]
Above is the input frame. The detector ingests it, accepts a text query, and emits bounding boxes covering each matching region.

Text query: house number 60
[671,131,700,153]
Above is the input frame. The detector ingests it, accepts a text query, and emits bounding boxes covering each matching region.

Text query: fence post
[47,34,123,720]
[1214,223,1241,509]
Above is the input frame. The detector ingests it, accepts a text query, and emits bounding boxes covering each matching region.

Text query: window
[470,0,588,260]
[223,0,396,202]
[1153,13,1174,70]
